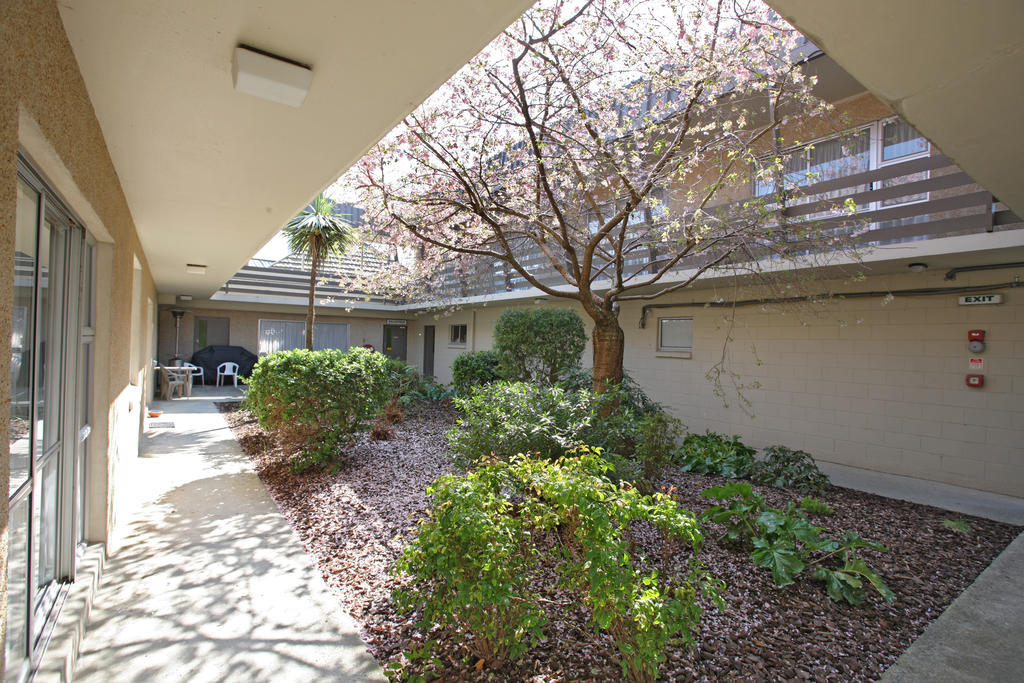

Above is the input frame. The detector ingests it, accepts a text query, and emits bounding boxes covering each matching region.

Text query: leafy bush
[451,350,502,394]
[447,381,639,469]
[395,448,723,680]
[393,460,545,666]
[245,347,392,469]
[700,482,894,605]
[400,375,455,405]
[557,366,663,416]
[635,411,685,479]
[800,496,835,516]
[494,308,586,384]
[383,358,420,420]
[751,445,830,494]
[675,431,756,478]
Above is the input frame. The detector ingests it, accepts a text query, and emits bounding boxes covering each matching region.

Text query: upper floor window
[756,128,870,197]
[882,119,928,162]
[754,118,929,199]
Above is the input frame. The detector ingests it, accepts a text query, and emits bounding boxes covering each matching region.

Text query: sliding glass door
[7,156,95,682]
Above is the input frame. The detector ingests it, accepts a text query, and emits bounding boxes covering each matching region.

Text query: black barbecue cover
[190,345,258,384]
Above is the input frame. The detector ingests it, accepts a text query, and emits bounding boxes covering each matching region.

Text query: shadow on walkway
[75,391,383,682]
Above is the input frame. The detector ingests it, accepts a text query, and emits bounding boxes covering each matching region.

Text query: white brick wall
[434,267,1023,497]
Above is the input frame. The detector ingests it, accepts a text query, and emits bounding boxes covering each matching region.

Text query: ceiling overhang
[766,0,1024,217]
[59,0,534,297]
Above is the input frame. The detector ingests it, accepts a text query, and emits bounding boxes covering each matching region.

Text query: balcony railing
[437,153,1022,299]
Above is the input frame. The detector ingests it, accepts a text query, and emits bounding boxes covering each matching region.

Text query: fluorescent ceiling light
[232,45,312,108]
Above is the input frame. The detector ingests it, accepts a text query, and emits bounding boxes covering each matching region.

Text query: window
[882,119,928,162]
[257,319,350,355]
[449,324,467,346]
[877,118,930,208]
[658,317,693,354]
[755,128,871,198]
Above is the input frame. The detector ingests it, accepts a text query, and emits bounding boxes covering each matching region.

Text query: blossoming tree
[352,0,845,392]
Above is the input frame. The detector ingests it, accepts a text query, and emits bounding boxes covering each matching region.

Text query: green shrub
[700,482,894,605]
[451,350,502,394]
[400,375,455,405]
[635,411,685,479]
[494,308,586,384]
[245,347,392,469]
[675,431,756,478]
[750,445,830,494]
[393,460,545,666]
[447,381,640,472]
[557,366,663,416]
[395,448,723,680]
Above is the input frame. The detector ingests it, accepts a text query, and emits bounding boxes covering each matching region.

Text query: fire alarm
[968,330,985,342]
[968,340,986,353]
[966,374,984,388]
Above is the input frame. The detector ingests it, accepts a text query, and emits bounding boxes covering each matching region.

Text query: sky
[252,181,355,262]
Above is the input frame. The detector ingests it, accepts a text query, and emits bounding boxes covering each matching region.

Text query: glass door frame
[9,154,94,680]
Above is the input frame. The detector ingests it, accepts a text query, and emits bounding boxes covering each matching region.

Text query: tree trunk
[305,251,318,350]
[591,314,625,394]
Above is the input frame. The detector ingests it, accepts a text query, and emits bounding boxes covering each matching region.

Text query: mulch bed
[217,401,1020,681]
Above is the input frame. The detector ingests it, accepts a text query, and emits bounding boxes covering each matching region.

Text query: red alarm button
[968,330,986,342]
[966,374,984,388]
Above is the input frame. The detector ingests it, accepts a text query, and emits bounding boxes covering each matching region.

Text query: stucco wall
[2,0,159,675]
[426,266,1024,498]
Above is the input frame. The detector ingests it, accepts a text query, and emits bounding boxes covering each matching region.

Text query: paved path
[820,462,1024,682]
[75,387,383,682]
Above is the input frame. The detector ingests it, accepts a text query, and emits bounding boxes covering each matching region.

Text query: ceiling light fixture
[908,262,928,273]
[185,263,207,275]
[232,45,312,108]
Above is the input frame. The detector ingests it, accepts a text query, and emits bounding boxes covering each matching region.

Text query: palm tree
[283,193,354,349]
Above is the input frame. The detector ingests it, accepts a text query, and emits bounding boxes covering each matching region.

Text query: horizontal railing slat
[853,212,992,244]
[784,172,975,218]
[805,190,992,233]
[787,154,957,198]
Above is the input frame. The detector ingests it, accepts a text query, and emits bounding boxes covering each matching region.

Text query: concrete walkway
[819,462,1024,682]
[820,462,1024,525]
[74,386,383,682]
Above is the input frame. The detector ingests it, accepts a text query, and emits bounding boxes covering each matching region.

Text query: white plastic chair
[161,367,188,399]
[217,361,239,387]
[182,362,204,386]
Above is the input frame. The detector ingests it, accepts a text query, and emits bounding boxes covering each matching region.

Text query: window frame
[656,316,694,358]
[256,318,350,355]
[448,323,468,347]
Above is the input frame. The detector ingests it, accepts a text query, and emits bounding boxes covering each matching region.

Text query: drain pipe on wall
[638,278,1023,328]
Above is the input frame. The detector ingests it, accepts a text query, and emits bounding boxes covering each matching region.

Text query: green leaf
[941,518,972,535]
[751,537,805,586]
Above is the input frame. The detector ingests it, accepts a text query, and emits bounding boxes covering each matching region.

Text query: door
[9,158,95,682]
[382,324,407,360]
[423,325,435,378]
[193,316,229,349]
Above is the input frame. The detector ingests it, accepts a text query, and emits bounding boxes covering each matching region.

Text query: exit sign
[958,294,1003,305]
